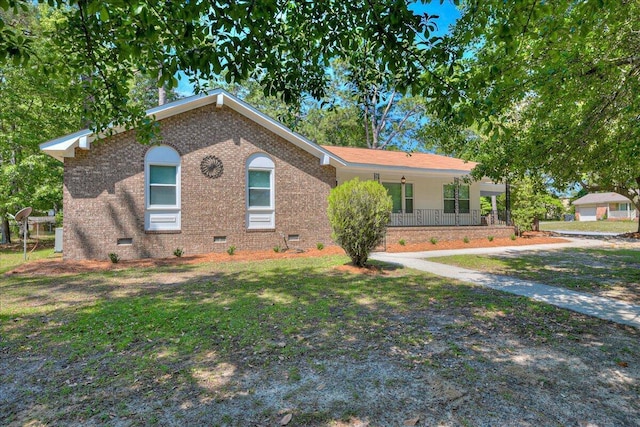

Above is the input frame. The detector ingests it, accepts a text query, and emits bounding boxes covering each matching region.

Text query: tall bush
[327,178,392,267]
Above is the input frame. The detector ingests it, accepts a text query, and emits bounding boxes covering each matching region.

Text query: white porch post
[491,195,497,225]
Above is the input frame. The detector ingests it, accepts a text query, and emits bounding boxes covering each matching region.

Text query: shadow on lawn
[2,257,639,426]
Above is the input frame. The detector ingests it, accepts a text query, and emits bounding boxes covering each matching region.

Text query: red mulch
[385,232,567,253]
[5,232,569,277]
[620,232,640,239]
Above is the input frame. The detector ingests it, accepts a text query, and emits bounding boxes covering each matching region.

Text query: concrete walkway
[371,239,640,328]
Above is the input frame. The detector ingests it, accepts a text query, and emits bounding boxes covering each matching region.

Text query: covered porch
[335,170,510,228]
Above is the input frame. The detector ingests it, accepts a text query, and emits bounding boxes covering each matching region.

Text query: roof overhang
[335,162,475,177]
[479,182,506,196]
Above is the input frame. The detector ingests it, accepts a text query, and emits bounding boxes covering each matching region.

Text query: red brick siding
[385,226,515,246]
[63,105,336,260]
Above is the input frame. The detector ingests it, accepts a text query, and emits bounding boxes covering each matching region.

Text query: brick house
[573,192,638,221]
[41,89,510,260]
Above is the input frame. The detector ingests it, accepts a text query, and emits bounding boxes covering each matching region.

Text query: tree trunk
[1,217,11,244]
[158,86,167,106]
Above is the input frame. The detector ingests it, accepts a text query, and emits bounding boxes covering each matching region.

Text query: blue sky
[176,1,461,95]
[409,0,461,37]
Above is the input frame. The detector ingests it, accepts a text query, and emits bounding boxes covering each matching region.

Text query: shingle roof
[572,192,631,205]
[321,145,476,172]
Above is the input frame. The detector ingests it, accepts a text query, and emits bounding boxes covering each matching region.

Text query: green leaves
[424,0,640,211]
[328,178,392,267]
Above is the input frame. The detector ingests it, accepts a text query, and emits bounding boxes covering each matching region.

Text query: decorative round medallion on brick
[200,155,224,179]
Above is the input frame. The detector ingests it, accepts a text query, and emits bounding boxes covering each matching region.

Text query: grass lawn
[429,248,640,304]
[540,220,638,233]
[2,255,639,426]
[0,238,60,274]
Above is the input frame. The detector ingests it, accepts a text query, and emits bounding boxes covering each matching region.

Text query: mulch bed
[6,232,569,277]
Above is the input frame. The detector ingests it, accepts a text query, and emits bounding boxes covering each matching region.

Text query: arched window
[246,153,275,229]
[145,146,181,231]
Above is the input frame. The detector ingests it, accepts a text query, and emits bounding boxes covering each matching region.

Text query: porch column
[505,180,512,226]
[491,195,497,225]
[454,177,460,226]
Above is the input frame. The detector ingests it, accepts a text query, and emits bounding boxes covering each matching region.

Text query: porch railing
[389,209,510,227]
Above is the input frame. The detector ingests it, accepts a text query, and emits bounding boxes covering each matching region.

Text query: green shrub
[510,234,517,241]
[173,248,184,257]
[398,239,406,246]
[430,237,438,245]
[108,253,120,264]
[487,235,494,242]
[316,242,324,250]
[463,236,470,244]
[226,245,236,255]
[327,178,392,267]
[273,245,281,253]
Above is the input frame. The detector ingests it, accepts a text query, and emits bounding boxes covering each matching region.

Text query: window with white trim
[383,182,413,213]
[246,153,275,229]
[444,184,470,214]
[145,146,181,231]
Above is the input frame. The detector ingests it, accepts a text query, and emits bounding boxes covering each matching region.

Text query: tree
[510,175,564,235]
[424,0,640,231]
[0,0,436,138]
[335,43,427,150]
[327,178,392,267]
[0,5,83,243]
[212,77,367,147]
[129,71,181,110]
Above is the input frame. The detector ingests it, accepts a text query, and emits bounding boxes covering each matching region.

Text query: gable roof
[40,89,340,165]
[322,145,477,175]
[573,192,632,205]
[40,89,483,179]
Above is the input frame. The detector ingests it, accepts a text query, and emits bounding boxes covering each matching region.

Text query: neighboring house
[41,89,511,260]
[573,192,638,221]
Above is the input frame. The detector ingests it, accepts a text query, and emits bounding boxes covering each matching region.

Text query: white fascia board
[39,129,95,161]
[478,182,506,191]
[339,163,475,178]
[146,91,219,120]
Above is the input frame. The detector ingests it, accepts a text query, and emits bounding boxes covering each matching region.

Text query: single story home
[573,192,638,221]
[41,89,511,260]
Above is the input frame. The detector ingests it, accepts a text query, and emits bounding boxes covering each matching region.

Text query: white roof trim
[39,129,94,161]
[339,162,475,177]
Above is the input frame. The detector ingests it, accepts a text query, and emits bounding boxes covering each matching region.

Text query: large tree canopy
[0,5,84,242]
[0,0,441,137]
[422,0,640,228]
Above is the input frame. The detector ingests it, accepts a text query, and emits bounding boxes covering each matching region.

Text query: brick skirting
[385,225,515,246]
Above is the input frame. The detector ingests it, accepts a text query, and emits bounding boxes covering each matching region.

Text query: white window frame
[246,153,275,229]
[145,146,181,231]
[382,182,413,213]
[444,183,470,214]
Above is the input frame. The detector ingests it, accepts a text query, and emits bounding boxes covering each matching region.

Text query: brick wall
[385,225,515,246]
[63,104,336,260]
